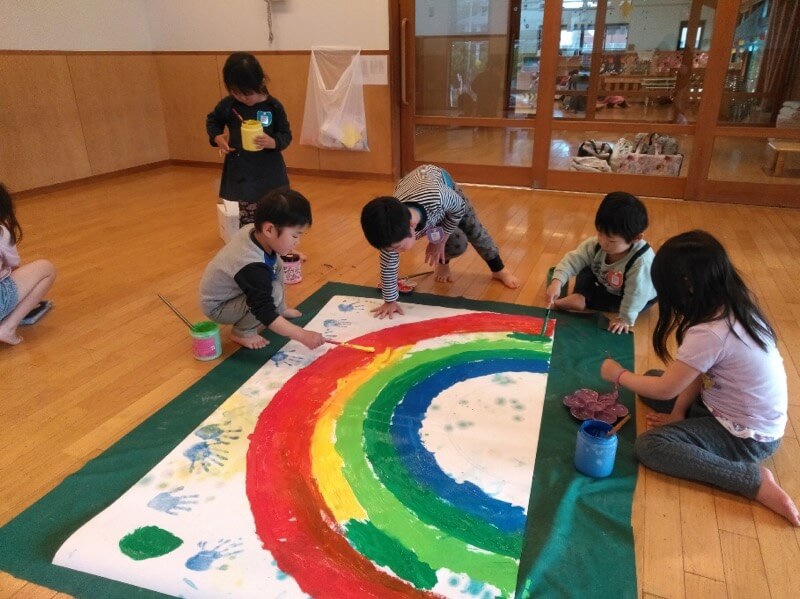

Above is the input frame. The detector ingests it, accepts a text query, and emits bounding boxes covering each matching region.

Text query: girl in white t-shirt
[0,183,56,346]
[601,230,799,526]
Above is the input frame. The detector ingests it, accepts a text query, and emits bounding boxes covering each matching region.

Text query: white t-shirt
[0,225,20,282]
[677,318,787,441]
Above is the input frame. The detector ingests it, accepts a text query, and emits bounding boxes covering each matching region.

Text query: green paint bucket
[190,321,222,361]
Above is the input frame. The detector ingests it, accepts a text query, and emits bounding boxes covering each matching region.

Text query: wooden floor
[1,166,799,598]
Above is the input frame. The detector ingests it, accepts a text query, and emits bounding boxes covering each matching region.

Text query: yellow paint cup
[241,120,263,151]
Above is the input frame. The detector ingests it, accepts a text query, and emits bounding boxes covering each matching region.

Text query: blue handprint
[185,538,243,572]
[323,318,351,336]
[183,441,228,473]
[269,349,306,367]
[337,301,365,313]
[194,421,241,444]
[147,486,199,515]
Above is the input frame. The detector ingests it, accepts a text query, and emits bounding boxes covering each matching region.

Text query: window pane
[555,0,715,125]
[719,0,800,125]
[710,136,800,183]
[415,1,510,118]
[414,125,532,167]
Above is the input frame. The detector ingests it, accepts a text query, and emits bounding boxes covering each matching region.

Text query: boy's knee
[445,233,468,259]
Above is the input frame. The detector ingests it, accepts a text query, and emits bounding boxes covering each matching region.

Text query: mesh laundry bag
[300,46,369,151]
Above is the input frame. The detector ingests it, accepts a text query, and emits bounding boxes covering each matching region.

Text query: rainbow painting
[53,295,554,598]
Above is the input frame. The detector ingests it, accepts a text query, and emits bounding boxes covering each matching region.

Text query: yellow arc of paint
[311,348,406,522]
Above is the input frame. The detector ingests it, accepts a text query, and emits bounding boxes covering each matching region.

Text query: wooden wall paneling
[155,54,224,163]
[67,54,169,175]
[319,83,393,175]
[0,54,92,192]
[254,53,321,171]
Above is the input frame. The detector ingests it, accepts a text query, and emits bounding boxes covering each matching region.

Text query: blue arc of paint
[391,358,548,534]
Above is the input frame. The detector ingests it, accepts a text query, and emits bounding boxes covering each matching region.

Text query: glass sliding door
[399,0,545,186]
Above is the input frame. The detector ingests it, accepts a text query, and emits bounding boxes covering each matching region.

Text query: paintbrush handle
[607,414,631,436]
[325,339,375,353]
[402,270,434,281]
[157,294,194,329]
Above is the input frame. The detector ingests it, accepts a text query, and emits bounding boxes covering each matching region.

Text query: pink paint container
[282,253,302,285]
[190,321,222,361]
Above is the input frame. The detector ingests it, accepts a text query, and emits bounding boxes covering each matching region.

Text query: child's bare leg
[492,268,520,289]
[0,260,56,346]
[756,466,800,526]
[553,293,586,312]
[434,262,454,283]
[230,331,269,349]
[283,308,302,319]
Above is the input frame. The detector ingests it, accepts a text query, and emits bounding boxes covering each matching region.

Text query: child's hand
[255,133,277,150]
[371,301,404,319]
[600,357,624,383]
[544,280,562,306]
[608,318,630,334]
[214,134,233,154]
[297,329,325,350]
[424,242,446,266]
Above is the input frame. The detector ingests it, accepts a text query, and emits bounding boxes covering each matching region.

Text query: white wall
[0,0,389,51]
[145,0,388,51]
[0,0,153,51]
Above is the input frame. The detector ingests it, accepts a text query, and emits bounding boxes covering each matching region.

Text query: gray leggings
[635,401,780,499]
[443,184,504,272]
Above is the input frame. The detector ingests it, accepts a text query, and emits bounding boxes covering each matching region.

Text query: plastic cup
[282,253,302,285]
[574,419,618,478]
[241,120,263,151]
[190,321,222,361]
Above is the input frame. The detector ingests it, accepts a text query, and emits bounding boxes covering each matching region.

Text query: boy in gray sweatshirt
[544,191,656,334]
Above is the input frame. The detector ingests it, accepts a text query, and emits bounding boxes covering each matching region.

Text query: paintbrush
[540,302,552,336]
[231,108,245,123]
[401,270,434,281]
[607,414,631,436]
[325,339,376,353]
[158,293,194,330]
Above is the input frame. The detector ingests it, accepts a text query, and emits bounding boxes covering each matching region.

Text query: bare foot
[756,466,800,526]
[0,328,22,345]
[283,308,302,319]
[230,332,269,349]
[492,269,520,289]
[553,293,587,312]
[434,263,454,283]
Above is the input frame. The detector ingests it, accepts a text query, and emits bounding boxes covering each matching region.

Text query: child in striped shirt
[361,164,519,319]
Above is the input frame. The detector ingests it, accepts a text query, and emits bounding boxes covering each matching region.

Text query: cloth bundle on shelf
[577,139,613,160]
[570,156,613,172]
[573,132,683,176]
[616,134,683,177]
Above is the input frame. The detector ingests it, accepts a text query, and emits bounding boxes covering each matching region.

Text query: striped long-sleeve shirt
[379,165,464,302]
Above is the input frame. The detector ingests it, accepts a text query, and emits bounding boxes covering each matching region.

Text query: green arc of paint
[363,343,548,557]
[336,336,549,594]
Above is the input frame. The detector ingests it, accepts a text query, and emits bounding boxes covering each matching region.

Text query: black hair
[594,191,648,242]
[360,196,412,249]
[222,52,269,96]
[254,189,312,232]
[0,183,22,245]
[651,230,776,361]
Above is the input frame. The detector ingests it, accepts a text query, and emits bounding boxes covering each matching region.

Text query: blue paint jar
[574,419,618,478]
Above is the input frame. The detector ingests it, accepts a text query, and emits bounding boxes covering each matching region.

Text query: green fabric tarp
[0,283,637,598]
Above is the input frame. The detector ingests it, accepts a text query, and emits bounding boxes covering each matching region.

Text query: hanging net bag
[300,46,369,151]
